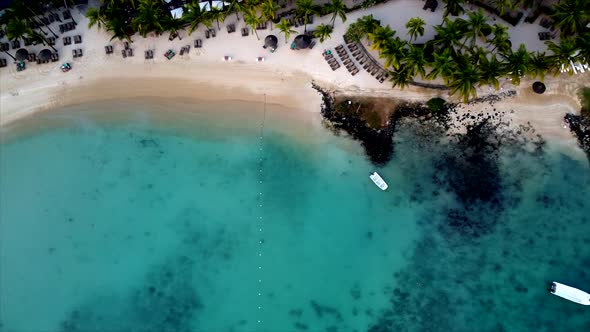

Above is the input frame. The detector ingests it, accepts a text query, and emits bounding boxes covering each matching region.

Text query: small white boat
[369,172,388,191]
[550,282,590,305]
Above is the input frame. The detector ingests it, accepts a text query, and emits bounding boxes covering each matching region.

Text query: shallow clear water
[1,100,589,332]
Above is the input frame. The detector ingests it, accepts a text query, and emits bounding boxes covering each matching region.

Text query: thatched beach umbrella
[264,35,278,50]
[293,34,311,50]
[15,48,29,61]
[532,81,546,94]
[38,49,52,62]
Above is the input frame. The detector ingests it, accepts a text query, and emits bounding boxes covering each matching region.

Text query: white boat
[369,172,388,191]
[550,282,590,305]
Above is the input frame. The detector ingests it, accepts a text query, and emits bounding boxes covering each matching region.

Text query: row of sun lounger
[27,54,37,62]
[256,22,267,30]
[59,22,76,34]
[145,50,154,59]
[334,45,359,75]
[72,49,83,58]
[1,42,10,51]
[227,24,236,33]
[194,39,203,48]
[179,45,191,55]
[323,50,340,71]
[105,45,114,54]
[347,41,388,83]
[538,31,555,41]
[205,29,216,38]
[121,48,133,58]
[0,59,7,68]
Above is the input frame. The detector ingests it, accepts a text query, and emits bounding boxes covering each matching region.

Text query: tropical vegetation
[345,0,590,102]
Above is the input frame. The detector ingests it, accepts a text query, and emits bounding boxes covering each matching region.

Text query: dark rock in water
[289,308,303,318]
[294,322,309,330]
[564,113,590,161]
[309,300,342,321]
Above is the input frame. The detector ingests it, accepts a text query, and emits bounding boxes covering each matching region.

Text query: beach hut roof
[170,7,183,19]
[38,48,52,61]
[15,48,28,60]
[199,1,229,11]
[532,81,546,94]
[264,35,278,49]
[294,34,312,50]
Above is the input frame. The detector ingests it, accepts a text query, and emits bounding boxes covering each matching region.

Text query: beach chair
[51,52,58,62]
[0,43,8,51]
[241,28,249,37]
[309,41,316,49]
[210,29,216,38]
[124,42,129,50]
[77,49,83,57]
[179,47,185,56]
[127,48,133,57]
[0,58,7,68]
[205,30,210,39]
[74,35,82,44]
[48,37,56,46]
[343,58,352,66]
[27,54,36,62]
[227,24,235,33]
[145,50,150,59]
[122,49,127,58]
[351,68,359,76]
[194,39,202,48]
[72,49,77,58]
[11,40,20,49]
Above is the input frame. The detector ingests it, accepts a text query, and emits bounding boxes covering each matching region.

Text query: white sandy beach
[0,0,588,140]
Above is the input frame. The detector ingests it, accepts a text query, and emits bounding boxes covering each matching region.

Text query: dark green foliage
[426,97,448,114]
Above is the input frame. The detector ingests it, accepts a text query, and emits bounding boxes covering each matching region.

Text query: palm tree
[448,57,480,102]
[379,38,408,70]
[465,10,490,46]
[356,15,381,36]
[162,15,184,40]
[295,0,320,33]
[86,6,107,30]
[368,25,396,51]
[488,23,511,53]
[227,0,246,21]
[276,18,297,44]
[550,0,590,37]
[478,54,505,90]
[529,51,552,81]
[132,0,165,37]
[106,16,133,42]
[503,44,531,85]
[390,65,413,89]
[575,32,590,64]
[494,0,515,16]
[207,6,226,30]
[260,0,278,30]
[243,8,262,40]
[442,0,465,17]
[406,17,426,42]
[426,49,455,84]
[431,18,466,53]
[5,17,31,42]
[326,0,347,28]
[545,38,580,69]
[183,1,203,35]
[314,23,333,43]
[403,44,427,78]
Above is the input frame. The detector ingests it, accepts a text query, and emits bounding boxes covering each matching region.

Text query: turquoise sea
[0,99,589,332]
